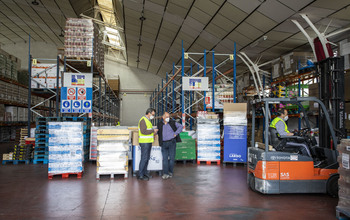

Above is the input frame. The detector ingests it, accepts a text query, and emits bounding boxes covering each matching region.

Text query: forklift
[247,57,346,196]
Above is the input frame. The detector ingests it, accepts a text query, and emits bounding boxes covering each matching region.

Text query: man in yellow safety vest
[270,108,312,158]
[137,108,158,181]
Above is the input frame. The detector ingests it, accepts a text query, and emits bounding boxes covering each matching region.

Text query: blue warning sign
[82,100,92,113]
[61,100,71,113]
[72,100,82,113]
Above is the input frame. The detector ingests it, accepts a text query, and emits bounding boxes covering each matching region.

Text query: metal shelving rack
[150,41,237,130]
[27,38,120,130]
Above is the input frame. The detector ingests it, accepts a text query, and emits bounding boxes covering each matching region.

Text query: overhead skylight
[97,0,121,48]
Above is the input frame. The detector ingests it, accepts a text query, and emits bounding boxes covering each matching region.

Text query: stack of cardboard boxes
[337,139,350,216]
[31,63,62,89]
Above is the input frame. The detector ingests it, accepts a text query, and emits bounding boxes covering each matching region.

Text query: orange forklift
[248,58,345,196]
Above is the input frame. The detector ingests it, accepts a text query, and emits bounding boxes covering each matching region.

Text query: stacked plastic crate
[48,122,84,179]
[175,132,196,163]
[196,111,221,164]
[96,128,129,179]
[12,145,33,163]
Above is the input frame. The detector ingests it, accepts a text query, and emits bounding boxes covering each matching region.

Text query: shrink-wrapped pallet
[48,122,84,175]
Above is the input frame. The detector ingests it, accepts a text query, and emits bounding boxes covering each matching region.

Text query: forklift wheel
[326,175,339,197]
[249,173,257,192]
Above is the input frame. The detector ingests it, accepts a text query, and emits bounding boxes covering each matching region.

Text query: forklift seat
[268,127,284,150]
[268,127,311,156]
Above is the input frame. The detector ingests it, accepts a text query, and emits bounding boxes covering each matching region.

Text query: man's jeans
[286,142,312,157]
[161,139,176,175]
[139,142,152,177]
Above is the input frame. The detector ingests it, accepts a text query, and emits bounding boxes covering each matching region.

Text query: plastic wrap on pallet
[89,127,97,160]
[197,118,221,161]
[197,118,219,124]
[97,140,129,152]
[48,122,83,175]
[96,127,129,176]
[224,112,247,126]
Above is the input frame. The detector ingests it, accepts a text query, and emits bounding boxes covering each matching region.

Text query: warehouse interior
[0,0,350,219]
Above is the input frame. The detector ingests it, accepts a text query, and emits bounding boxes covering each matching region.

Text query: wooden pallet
[48,172,83,180]
[223,162,247,166]
[197,160,221,165]
[96,172,128,180]
[2,160,30,165]
[176,159,196,164]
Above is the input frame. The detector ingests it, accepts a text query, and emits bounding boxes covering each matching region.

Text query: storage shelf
[0,122,35,126]
[0,76,27,89]
[0,99,49,111]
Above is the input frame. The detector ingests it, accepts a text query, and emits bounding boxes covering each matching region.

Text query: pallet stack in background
[12,145,33,162]
[337,139,350,218]
[34,117,91,164]
[64,18,94,59]
[196,111,221,164]
[0,49,20,81]
[48,122,84,179]
[64,18,104,73]
[96,128,129,179]
[175,132,196,162]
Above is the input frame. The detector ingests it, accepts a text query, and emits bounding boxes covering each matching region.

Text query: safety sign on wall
[63,72,92,88]
[72,100,81,113]
[61,100,71,113]
[82,100,91,113]
[77,88,86,100]
[182,77,209,91]
[67,87,76,100]
[60,87,92,113]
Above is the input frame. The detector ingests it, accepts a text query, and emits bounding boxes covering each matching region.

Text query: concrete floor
[0,162,338,220]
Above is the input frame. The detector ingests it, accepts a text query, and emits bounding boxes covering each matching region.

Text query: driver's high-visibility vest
[270,117,290,134]
[138,116,154,143]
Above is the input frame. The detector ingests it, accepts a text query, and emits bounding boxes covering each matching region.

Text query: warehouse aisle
[0,163,337,219]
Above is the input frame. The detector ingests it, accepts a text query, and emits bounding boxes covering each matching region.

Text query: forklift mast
[316,57,345,149]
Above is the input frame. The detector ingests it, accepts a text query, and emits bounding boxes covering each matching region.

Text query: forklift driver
[270,108,312,158]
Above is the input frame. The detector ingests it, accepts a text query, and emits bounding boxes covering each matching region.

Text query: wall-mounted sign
[182,77,209,91]
[63,72,92,88]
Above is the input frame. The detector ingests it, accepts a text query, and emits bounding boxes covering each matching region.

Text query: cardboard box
[281,52,314,75]
[132,130,159,146]
[108,79,120,92]
[97,129,129,135]
[5,106,17,121]
[271,58,282,79]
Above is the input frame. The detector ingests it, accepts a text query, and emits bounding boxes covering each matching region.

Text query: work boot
[162,174,170,179]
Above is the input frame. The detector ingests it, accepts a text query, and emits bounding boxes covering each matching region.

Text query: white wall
[104,59,163,126]
[1,41,59,70]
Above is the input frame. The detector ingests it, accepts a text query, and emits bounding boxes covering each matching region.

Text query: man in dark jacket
[157,112,182,179]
